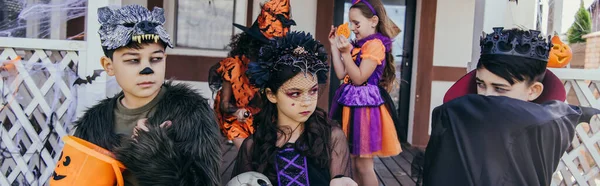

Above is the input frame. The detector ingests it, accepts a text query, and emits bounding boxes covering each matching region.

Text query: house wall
[428,0,475,135]
[583,32,600,69]
[410,0,478,146]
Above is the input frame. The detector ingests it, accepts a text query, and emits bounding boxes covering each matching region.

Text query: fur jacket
[73,82,221,186]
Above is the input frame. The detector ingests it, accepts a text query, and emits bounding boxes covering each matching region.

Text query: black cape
[423,94,599,186]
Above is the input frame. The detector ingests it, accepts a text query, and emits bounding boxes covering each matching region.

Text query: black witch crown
[480,27,552,61]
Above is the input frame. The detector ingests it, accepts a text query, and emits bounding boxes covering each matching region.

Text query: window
[175,0,236,50]
[163,0,247,57]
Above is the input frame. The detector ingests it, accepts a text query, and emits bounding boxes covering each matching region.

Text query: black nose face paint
[139,67,154,75]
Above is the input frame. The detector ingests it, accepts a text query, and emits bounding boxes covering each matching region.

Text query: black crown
[480,27,552,61]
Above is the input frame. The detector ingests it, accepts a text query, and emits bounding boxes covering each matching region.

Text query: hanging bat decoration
[73,70,104,86]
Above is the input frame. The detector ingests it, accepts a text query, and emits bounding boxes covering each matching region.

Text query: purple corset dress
[276,145,310,186]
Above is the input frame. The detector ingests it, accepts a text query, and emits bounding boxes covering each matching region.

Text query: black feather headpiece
[246,31,329,89]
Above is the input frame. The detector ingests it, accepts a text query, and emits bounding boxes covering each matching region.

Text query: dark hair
[250,67,335,175]
[477,54,547,85]
[102,40,168,59]
[228,32,264,61]
[351,0,399,90]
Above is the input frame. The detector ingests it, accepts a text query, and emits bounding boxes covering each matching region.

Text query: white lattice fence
[0,38,86,186]
[550,68,600,186]
[552,115,600,186]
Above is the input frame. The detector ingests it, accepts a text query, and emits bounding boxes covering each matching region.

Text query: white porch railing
[0,37,85,185]
[550,68,600,186]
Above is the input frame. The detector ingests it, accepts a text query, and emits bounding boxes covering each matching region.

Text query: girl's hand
[330,177,358,186]
[234,108,250,123]
[328,25,338,47]
[336,36,352,53]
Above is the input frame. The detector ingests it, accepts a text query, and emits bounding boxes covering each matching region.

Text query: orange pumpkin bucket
[49,136,125,186]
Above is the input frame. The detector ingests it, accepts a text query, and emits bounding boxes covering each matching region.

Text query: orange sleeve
[360,39,386,65]
[217,57,243,82]
[216,56,257,107]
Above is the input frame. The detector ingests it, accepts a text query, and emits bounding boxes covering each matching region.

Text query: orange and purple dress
[213,55,260,140]
[330,33,402,157]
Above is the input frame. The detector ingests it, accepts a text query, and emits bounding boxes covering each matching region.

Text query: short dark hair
[476,54,547,85]
[102,40,168,59]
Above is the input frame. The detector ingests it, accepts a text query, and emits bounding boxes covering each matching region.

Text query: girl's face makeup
[349,8,377,40]
[269,73,319,125]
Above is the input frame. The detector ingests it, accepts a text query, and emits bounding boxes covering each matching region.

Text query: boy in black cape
[422,27,600,185]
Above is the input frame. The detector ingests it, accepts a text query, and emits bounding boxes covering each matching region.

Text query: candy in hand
[336,22,351,39]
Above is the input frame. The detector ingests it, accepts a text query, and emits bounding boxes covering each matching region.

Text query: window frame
[163,0,247,57]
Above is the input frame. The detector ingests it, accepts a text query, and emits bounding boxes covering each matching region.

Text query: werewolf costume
[421,28,600,185]
[73,5,221,186]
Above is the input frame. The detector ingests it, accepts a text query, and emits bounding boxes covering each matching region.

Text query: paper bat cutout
[73,70,104,86]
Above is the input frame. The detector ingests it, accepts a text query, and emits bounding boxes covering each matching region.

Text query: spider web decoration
[0,0,87,39]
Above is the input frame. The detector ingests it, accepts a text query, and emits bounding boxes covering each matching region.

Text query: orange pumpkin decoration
[548,35,572,68]
[336,22,351,39]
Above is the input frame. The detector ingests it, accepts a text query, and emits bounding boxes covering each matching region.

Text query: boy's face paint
[267,73,319,125]
[103,43,166,102]
[475,67,543,101]
[139,67,154,74]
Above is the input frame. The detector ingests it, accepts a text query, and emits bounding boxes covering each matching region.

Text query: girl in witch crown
[328,0,404,185]
[232,31,357,186]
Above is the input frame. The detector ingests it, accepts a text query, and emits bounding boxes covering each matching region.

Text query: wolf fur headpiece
[98,4,173,50]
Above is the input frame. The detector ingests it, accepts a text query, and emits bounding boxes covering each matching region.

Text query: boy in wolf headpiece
[70,5,221,186]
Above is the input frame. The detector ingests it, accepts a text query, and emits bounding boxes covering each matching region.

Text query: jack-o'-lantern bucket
[49,136,125,186]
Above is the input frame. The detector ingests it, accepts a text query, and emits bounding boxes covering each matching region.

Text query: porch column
[469,0,509,70]
[546,0,564,35]
[76,0,122,119]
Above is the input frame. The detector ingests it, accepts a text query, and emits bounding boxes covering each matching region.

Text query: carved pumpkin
[548,35,572,68]
[336,22,351,39]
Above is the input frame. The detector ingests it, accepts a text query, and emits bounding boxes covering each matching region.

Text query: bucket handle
[111,162,124,186]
